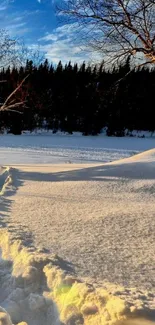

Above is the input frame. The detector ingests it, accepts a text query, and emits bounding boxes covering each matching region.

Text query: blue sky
[0,0,99,64]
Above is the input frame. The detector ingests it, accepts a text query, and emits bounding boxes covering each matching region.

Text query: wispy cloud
[0,8,41,38]
[0,1,101,64]
[0,0,8,11]
[38,23,102,64]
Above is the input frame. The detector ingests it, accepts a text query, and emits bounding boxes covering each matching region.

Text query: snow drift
[0,152,155,324]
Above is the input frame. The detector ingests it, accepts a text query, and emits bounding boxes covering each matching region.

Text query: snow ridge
[0,167,13,196]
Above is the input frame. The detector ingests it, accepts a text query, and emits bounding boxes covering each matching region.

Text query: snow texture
[0,228,154,325]
[7,150,155,289]
[0,133,155,164]
[0,149,155,324]
[0,139,155,324]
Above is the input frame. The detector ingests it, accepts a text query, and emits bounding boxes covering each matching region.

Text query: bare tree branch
[57,0,155,66]
[0,74,29,113]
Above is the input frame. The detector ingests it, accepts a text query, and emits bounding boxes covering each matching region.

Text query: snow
[0,136,155,324]
[0,134,155,164]
[0,228,154,325]
[6,150,155,289]
[19,128,155,138]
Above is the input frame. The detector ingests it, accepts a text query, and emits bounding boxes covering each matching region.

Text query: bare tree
[16,40,45,67]
[0,29,44,114]
[0,30,30,113]
[0,75,29,113]
[0,29,18,68]
[57,0,155,66]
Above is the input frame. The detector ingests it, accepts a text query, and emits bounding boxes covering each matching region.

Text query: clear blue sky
[0,0,99,64]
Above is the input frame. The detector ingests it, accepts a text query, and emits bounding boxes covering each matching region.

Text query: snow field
[0,142,155,324]
[0,133,155,164]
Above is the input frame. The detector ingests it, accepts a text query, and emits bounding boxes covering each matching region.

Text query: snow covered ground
[0,134,155,164]
[0,135,155,325]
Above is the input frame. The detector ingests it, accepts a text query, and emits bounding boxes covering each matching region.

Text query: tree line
[0,58,155,136]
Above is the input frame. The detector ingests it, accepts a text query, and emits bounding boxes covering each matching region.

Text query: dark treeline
[0,58,155,136]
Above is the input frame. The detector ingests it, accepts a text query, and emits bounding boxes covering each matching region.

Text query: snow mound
[110,148,155,164]
[100,148,155,180]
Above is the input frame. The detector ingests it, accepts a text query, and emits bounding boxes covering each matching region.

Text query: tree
[0,75,29,113]
[0,30,43,115]
[0,30,18,69]
[57,0,155,66]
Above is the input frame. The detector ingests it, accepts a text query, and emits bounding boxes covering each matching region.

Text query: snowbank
[19,128,155,138]
[2,127,155,138]
[0,229,155,325]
